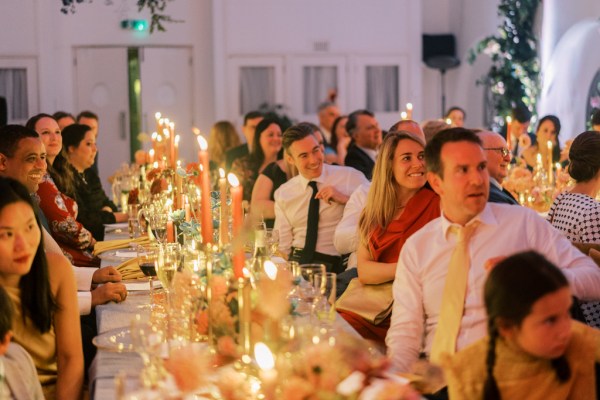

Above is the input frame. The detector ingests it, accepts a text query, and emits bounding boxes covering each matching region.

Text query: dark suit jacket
[344,144,375,180]
[489,182,519,205]
[225,143,249,170]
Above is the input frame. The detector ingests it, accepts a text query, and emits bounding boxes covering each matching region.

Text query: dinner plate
[104,222,129,229]
[92,327,135,352]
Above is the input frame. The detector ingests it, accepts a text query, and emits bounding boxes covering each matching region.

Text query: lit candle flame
[264,260,277,280]
[156,135,163,143]
[192,127,201,136]
[406,102,413,111]
[155,112,161,120]
[175,135,180,145]
[400,111,407,120]
[227,173,239,187]
[242,267,251,278]
[254,342,275,370]
[445,118,452,125]
[159,118,164,126]
[506,116,512,124]
[151,131,158,140]
[177,160,181,167]
[219,168,225,179]
[153,161,159,168]
[170,122,175,131]
[197,135,208,151]
[547,140,552,150]
[163,128,170,138]
[149,149,155,157]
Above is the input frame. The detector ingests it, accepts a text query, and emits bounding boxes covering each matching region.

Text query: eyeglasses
[483,147,510,157]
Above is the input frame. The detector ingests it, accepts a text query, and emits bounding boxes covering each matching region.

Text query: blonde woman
[339,131,441,344]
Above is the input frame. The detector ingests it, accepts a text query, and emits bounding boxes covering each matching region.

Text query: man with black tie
[477,131,519,205]
[274,123,367,273]
[344,109,382,180]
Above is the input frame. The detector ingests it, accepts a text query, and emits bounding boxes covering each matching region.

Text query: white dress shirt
[333,182,371,268]
[42,228,93,315]
[274,163,368,257]
[386,202,600,372]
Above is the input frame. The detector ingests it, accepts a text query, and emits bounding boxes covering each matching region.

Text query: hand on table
[92,266,122,284]
[91,282,128,307]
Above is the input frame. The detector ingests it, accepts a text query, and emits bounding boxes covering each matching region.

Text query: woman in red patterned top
[27,114,99,268]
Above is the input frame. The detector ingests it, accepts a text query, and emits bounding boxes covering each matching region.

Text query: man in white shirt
[344,110,382,180]
[275,123,368,273]
[386,128,600,373]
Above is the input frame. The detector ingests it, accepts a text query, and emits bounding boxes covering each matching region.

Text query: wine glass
[312,272,337,326]
[149,213,168,244]
[293,263,326,316]
[137,245,159,309]
[130,314,165,388]
[265,228,279,257]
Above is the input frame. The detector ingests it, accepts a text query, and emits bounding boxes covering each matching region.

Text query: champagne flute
[149,213,168,244]
[312,272,337,326]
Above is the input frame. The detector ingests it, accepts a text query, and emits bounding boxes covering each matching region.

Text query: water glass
[265,228,279,257]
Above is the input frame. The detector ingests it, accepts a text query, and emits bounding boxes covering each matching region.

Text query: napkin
[115,257,146,280]
[93,236,150,256]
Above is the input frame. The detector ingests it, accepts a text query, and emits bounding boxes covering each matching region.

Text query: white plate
[92,327,135,352]
[98,249,137,261]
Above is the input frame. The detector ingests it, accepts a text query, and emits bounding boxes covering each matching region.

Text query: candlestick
[174,134,180,170]
[228,173,244,278]
[167,220,175,243]
[506,116,512,152]
[176,160,183,209]
[219,168,229,246]
[237,277,252,356]
[197,135,213,244]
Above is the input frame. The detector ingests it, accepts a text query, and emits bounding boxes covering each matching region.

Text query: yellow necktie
[430,221,480,364]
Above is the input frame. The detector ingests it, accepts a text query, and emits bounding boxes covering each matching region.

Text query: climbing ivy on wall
[60,0,181,33]
[469,0,541,128]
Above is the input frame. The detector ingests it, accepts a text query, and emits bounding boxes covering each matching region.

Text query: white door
[74,47,129,195]
[140,47,194,164]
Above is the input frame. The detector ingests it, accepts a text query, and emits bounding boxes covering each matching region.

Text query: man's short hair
[317,101,336,113]
[424,127,482,177]
[0,286,14,338]
[52,111,75,121]
[591,109,600,127]
[282,122,318,153]
[243,111,263,126]
[0,124,39,158]
[76,110,98,122]
[345,109,374,136]
[511,105,532,123]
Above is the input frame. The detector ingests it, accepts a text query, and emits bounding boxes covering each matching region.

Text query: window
[0,68,28,121]
[302,66,338,114]
[366,65,399,113]
[239,66,275,115]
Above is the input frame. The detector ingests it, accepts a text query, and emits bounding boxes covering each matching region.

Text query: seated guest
[317,101,340,144]
[52,111,75,131]
[334,122,426,268]
[507,104,534,158]
[522,115,565,169]
[208,120,241,168]
[476,131,518,205]
[0,285,44,400]
[26,114,99,268]
[344,110,382,180]
[338,131,440,345]
[387,128,600,377]
[330,115,350,165]
[225,111,263,170]
[231,118,282,202]
[421,119,450,143]
[548,130,600,328]
[0,177,83,399]
[444,106,466,128]
[59,124,127,241]
[76,110,100,175]
[444,251,600,399]
[275,123,368,273]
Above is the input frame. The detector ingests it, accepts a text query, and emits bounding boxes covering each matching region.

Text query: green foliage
[468,0,541,125]
[59,0,182,33]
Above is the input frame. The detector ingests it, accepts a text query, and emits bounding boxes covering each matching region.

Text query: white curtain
[239,66,275,114]
[303,66,337,114]
[366,66,399,112]
[0,68,28,120]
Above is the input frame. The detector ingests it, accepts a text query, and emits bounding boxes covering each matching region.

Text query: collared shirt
[386,202,600,372]
[356,145,378,162]
[274,163,368,257]
[490,177,502,190]
[334,182,371,268]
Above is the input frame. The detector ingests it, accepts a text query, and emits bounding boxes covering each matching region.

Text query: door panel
[74,47,129,195]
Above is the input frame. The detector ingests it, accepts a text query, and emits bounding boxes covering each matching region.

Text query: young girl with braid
[443,251,600,399]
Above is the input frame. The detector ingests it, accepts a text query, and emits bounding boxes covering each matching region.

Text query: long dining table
[89,228,366,400]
